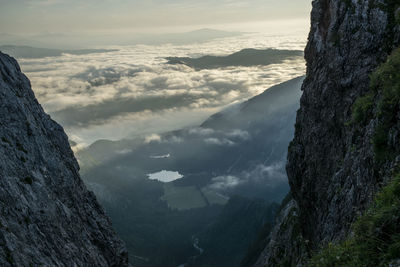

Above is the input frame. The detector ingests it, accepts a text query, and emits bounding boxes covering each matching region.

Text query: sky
[0,0,311,34]
[0,0,311,147]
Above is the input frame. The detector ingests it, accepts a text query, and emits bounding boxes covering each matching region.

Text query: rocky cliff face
[255,0,400,265]
[0,52,129,266]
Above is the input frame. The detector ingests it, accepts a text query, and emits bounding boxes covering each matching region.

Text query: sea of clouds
[18,31,306,147]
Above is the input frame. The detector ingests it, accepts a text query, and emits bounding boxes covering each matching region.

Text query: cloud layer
[18,32,306,145]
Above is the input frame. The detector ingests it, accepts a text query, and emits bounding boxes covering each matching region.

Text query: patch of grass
[327,47,400,266]
[351,47,400,163]
[309,174,400,266]
[371,47,400,163]
[351,91,375,124]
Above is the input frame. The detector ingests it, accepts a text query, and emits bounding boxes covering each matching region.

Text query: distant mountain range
[129,28,244,45]
[77,76,304,266]
[166,48,303,69]
[0,45,118,59]
[0,29,244,49]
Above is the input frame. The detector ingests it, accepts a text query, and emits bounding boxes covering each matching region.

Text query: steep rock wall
[255,0,400,265]
[0,52,130,266]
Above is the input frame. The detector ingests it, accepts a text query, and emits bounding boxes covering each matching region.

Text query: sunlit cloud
[243,162,287,185]
[206,161,287,195]
[227,129,250,140]
[15,32,306,145]
[188,127,215,136]
[204,138,235,146]
[144,134,162,144]
[209,175,243,191]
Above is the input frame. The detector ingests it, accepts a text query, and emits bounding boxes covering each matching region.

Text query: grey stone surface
[0,52,130,266]
[255,0,400,265]
[254,200,307,267]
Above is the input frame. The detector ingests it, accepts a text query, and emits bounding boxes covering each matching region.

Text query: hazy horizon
[0,19,310,49]
[1,0,311,36]
[14,29,307,147]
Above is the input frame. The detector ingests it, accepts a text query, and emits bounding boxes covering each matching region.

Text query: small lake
[147,170,183,182]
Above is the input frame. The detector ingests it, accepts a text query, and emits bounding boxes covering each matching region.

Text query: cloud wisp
[206,161,288,196]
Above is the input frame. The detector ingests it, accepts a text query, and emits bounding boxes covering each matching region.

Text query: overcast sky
[0,0,311,34]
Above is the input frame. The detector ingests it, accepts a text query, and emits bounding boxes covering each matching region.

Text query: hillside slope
[78,77,303,266]
[0,52,129,266]
[254,0,400,265]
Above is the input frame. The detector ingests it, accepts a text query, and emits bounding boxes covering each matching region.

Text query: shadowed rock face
[0,52,130,266]
[254,0,400,266]
[289,0,400,247]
